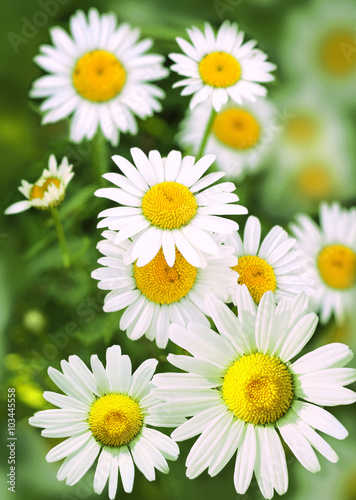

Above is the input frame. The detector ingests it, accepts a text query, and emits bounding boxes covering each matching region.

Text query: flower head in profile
[226,215,315,305]
[92,231,237,348]
[290,202,356,324]
[170,21,276,111]
[152,288,356,499]
[5,155,73,214]
[31,8,168,146]
[95,148,247,268]
[178,98,277,180]
[29,346,180,499]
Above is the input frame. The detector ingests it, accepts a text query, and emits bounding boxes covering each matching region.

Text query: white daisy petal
[234,423,256,494]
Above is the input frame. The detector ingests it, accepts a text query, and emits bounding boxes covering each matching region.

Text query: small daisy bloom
[152,289,356,499]
[5,155,73,214]
[290,202,356,324]
[226,215,314,306]
[30,8,168,146]
[29,346,180,499]
[92,231,237,348]
[95,148,247,268]
[170,21,276,111]
[178,98,277,179]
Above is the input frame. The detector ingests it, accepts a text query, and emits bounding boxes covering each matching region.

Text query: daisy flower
[170,21,276,111]
[152,288,356,499]
[282,0,356,106]
[226,215,314,306]
[5,155,73,214]
[290,202,356,324]
[259,87,356,219]
[30,8,168,146]
[95,148,247,268]
[178,98,277,180]
[92,231,237,348]
[29,346,180,499]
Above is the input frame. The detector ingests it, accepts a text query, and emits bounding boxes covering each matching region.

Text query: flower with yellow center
[291,202,356,324]
[92,232,238,348]
[30,8,168,146]
[5,155,73,214]
[170,21,276,111]
[95,148,247,269]
[283,0,356,105]
[178,99,276,180]
[29,346,180,500]
[226,215,314,306]
[152,289,356,500]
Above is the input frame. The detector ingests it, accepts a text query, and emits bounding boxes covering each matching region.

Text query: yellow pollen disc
[73,50,126,102]
[30,176,61,200]
[222,353,294,425]
[320,30,356,76]
[141,181,198,229]
[233,255,277,304]
[213,108,260,150]
[286,114,318,144]
[199,51,241,88]
[318,244,356,290]
[296,164,334,201]
[134,248,197,304]
[89,394,143,447]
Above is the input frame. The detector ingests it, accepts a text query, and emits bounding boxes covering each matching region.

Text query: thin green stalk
[196,108,217,160]
[50,207,70,268]
[92,131,108,185]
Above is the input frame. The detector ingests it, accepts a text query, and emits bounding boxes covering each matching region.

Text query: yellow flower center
[73,50,126,102]
[30,176,61,200]
[233,255,277,304]
[141,181,198,229]
[296,164,334,201]
[222,353,294,425]
[134,248,197,304]
[213,108,260,150]
[286,114,318,144]
[318,244,356,290]
[89,394,143,447]
[319,29,356,76]
[199,51,241,88]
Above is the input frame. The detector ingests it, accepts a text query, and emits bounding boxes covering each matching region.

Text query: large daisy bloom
[170,21,276,111]
[92,231,237,348]
[5,155,73,214]
[29,346,180,499]
[290,202,356,324]
[30,8,168,146]
[152,289,356,499]
[178,98,277,180]
[95,148,247,268]
[226,215,315,306]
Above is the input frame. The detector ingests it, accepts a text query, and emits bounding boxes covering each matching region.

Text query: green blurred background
[1,0,356,499]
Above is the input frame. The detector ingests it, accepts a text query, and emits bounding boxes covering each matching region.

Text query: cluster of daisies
[4,7,356,500]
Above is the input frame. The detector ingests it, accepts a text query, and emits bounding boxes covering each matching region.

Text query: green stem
[50,207,70,268]
[196,108,217,160]
[92,132,108,185]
